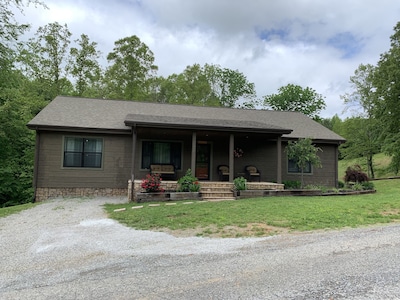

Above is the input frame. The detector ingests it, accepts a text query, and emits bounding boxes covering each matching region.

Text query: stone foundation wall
[35,187,128,202]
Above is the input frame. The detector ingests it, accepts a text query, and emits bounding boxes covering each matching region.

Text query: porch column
[131,126,137,181]
[191,132,197,172]
[229,133,234,182]
[276,136,282,184]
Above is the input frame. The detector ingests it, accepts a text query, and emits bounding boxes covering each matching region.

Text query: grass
[0,202,37,218]
[338,153,396,180]
[104,179,400,238]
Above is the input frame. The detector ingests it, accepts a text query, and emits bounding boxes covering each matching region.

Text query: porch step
[200,182,235,201]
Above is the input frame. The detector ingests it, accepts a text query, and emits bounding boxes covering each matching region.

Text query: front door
[195,143,211,180]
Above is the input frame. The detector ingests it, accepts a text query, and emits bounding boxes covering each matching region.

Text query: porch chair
[245,165,261,182]
[217,165,230,181]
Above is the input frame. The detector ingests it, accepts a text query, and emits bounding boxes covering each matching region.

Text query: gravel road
[1,197,400,300]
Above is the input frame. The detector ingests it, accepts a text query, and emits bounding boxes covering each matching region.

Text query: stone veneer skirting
[35,187,128,202]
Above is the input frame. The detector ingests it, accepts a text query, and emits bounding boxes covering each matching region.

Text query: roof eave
[124,120,293,135]
[27,124,131,135]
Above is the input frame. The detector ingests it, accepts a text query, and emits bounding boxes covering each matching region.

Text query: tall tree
[104,35,158,100]
[204,64,257,108]
[18,22,72,100]
[341,64,380,178]
[157,63,257,108]
[286,138,322,188]
[67,34,103,97]
[0,0,47,206]
[373,22,400,174]
[263,84,326,119]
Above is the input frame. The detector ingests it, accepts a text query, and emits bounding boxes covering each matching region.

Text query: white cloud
[14,0,400,118]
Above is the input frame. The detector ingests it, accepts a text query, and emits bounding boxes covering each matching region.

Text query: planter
[170,192,200,200]
[135,192,169,203]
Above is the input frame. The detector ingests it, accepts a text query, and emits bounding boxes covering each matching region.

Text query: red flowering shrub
[141,174,164,193]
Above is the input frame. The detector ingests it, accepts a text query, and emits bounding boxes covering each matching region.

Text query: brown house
[27,96,345,201]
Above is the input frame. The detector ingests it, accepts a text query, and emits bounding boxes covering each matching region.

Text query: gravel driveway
[1,197,400,299]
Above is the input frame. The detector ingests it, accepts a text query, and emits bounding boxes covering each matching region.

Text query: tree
[263,84,326,119]
[104,35,158,100]
[204,64,257,108]
[0,0,47,206]
[286,138,322,188]
[67,34,103,97]
[156,63,257,108]
[372,22,400,174]
[18,22,72,100]
[340,64,380,178]
[339,117,380,178]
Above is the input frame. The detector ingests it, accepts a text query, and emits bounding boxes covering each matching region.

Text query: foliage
[104,35,158,100]
[105,179,400,238]
[283,180,301,189]
[67,34,103,97]
[263,84,326,119]
[177,169,200,192]
[141,174,164,193]
[361,181,375,191]
[285,138,322,188]
[233,177,247,191]
[372,22,400,174]
[158,63,257,108]
[344,165,369,183]
[18,22,72,101]
[339,117,380,178]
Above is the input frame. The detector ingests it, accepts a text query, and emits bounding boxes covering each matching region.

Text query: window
[63,137,103,168]
[141,141,181,170]
[288,159,312,173]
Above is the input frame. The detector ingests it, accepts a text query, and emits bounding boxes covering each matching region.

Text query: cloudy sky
[16,0,400,118]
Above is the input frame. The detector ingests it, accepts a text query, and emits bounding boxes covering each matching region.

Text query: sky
[15,0,400,118]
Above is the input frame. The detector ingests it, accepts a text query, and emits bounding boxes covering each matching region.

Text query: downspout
[32,130,40,202]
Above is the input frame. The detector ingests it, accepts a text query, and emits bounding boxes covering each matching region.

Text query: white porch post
[191,132,197,173]
[276,136,282,184]
[229,133,234,182]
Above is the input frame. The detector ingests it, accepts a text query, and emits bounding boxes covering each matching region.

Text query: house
[27,96,345,201]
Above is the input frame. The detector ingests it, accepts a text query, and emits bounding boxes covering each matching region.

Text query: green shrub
[177,169,200,192]
[362,181,375,190]
[233,177,247,191]
[338,181,345,188]
[283,180,301,189]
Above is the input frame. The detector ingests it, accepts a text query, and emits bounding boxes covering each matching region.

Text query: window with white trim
[63,137,103,168]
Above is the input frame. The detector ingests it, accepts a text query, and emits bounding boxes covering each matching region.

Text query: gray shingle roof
[27,96,345,142]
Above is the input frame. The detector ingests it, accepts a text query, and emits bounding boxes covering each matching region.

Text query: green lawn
[105,179,400,238]
[0,202,37,218]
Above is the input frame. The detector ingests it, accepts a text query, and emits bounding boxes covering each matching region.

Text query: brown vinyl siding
[37,132,131,188]
[281,143,338,187]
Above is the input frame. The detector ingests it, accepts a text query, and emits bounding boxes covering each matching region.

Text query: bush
[283,180,301,189]
[338,181,345,188]
[344,165,369,183]
[177,169,200,192]
[362,181,375,190]
[141,174,164,193]
[233,177,247,191]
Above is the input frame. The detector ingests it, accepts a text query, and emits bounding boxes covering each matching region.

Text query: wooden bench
[150,164,176,180]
